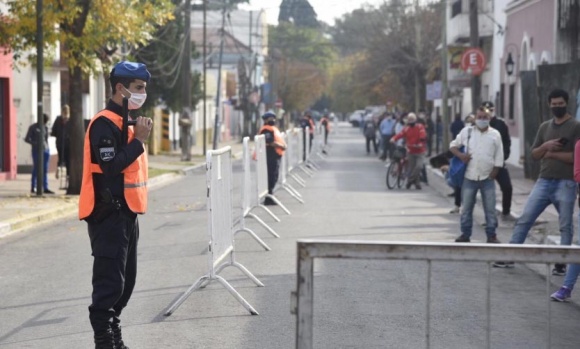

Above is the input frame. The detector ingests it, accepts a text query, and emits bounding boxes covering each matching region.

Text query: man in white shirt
[449,106,504,243]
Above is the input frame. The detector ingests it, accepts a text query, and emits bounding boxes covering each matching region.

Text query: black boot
[111,318,129,349]
[94,328,116,349]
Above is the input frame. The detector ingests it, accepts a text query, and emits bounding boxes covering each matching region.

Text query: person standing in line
[25,113,54,194]
[259,111,287,206]
[451,106,504,243]
[390,113,427,189]
[550,137,580,301]
[379,113,396,161]
[483,101,514,220]
[450,113,465,140]
[51,104,71,180]
[79,61,153,349]
[363,115,379,155]
[494,89,580,274]
[425,112,435,156]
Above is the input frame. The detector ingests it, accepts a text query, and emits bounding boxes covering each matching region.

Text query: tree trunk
[66,66,85,195]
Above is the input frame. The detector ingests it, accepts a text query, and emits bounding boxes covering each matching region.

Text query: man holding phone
[495,89,580,275]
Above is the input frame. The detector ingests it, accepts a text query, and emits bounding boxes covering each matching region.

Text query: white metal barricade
[275,132,304,203]
[298,128,314,177]
[255,134,291,215]
[285,128,306,188]
[164,147,263,316]
[304,127,320,171]
[292,240,580,349]
[240,136,280,239]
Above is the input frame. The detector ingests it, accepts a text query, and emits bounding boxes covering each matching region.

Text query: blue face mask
[476,119,489,129]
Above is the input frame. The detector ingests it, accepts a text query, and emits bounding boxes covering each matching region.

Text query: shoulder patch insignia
[99,147,115,162]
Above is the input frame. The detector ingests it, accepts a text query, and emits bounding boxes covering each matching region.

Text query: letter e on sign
[461,48,487,76]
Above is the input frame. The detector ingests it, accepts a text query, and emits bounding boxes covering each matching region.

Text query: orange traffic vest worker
[79,61,153,349]
[320,115,331,145]
[259,111,286,206]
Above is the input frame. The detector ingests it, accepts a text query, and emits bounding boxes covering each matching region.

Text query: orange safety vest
[79,109,148,220]
[259,125,286,157]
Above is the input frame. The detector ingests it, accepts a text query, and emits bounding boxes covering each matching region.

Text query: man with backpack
[450,106,504,243]
[363,115,378,155]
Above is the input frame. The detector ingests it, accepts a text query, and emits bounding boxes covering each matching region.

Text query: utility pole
[414,0,422,113]
[469,0,482,112]
[202,0,207,155]
[180,0,192,161]
[36,0,44,196]
[212,3,227,150]
[441,0,450,151]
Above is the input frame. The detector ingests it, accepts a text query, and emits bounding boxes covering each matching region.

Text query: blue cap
[262,111,276,119]
[111,61,151,82]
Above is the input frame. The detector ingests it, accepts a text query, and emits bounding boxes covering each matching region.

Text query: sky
[239,0,385,25]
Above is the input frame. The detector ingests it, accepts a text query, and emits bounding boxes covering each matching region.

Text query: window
[508,83,515,120]
[451,0,462,18]
[500,83,505,118]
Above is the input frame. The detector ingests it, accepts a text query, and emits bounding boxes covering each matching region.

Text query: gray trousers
[407,153,424,185]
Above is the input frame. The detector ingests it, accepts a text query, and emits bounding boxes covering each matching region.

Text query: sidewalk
[0,138,245,238]
[426,161,565,246]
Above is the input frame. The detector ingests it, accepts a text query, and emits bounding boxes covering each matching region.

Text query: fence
[255,134,291,215]
[292,240,580,349]
[285,128,306,188]
[164,146,263,316]
[240,136,280,240]
[275,132,304,204]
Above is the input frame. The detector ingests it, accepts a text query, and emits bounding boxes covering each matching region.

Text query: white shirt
[450,125,504,181]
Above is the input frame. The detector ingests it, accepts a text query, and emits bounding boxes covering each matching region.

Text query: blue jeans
[460,178,497,238]
[31,148,50,190]
[510,178,575,246]
[564,215,580,290]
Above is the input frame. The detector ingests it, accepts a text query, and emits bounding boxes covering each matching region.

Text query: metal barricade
[255,134,291,215]
[298,127,314,177]
[164,147,263,316]
[304,127,319,171]
[292,240,580,349]
[240,136,280,240]
[275,132,304,203]
[285,128,306,188]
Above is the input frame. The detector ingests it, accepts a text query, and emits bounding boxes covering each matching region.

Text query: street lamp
[505,52,515,76]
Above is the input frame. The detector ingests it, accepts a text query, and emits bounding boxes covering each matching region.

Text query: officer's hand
[134,116,153,143]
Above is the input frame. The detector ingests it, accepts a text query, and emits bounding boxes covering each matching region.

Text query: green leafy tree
[0,0,175,194]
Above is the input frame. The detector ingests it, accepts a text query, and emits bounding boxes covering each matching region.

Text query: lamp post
[505,52,515,76]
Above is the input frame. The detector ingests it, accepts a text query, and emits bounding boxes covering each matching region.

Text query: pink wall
[0,48,17,180]
[502,0,556,139]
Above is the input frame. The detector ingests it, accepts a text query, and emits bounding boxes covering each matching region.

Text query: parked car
[349,110,365,127]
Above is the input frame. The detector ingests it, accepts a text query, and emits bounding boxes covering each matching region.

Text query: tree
[268,22,336,112]
[279,0,318,28]
[0,0,175,194]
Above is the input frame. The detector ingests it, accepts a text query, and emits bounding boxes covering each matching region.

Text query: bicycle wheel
[386,161,398,189]
[397,161,408,188]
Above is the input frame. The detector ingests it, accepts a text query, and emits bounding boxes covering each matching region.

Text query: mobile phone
[559,138,569,146]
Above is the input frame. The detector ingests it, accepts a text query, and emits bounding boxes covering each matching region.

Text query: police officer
[300,111,315,160]
[319,112,331,145]
[259,111,286,206]
[483,101,514,219]
[79,61,153,349]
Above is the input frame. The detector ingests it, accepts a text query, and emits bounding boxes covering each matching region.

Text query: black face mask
[267,120,276,126]
[551,106,568,118]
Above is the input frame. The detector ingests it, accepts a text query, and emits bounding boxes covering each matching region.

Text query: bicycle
[386,146,408,189]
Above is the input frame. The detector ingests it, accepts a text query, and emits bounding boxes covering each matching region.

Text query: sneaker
[552,264,566,276]
[492,261,515,268]
[263,197,277,206]
[501,214,516,222]
[449,206,460,214]
[551,286,572,302]
[486,236,501,243]
[455,235,470,243]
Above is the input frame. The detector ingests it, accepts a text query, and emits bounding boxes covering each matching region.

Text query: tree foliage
[269,22,336,112]
[328,0,442,112]
[0,0,175,194]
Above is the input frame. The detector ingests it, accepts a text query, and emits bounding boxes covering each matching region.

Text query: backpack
[446,128,472,189]
[364,120,376,137]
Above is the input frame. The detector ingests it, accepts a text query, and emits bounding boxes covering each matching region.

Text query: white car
[349,110,365,127]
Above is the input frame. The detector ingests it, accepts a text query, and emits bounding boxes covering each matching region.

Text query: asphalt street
[1,125,580,349]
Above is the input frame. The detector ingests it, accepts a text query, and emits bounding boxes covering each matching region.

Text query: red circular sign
[460,48,487,76]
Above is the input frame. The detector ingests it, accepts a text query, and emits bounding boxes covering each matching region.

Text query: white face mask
[475,119,489,129]
[122,87,147,110]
